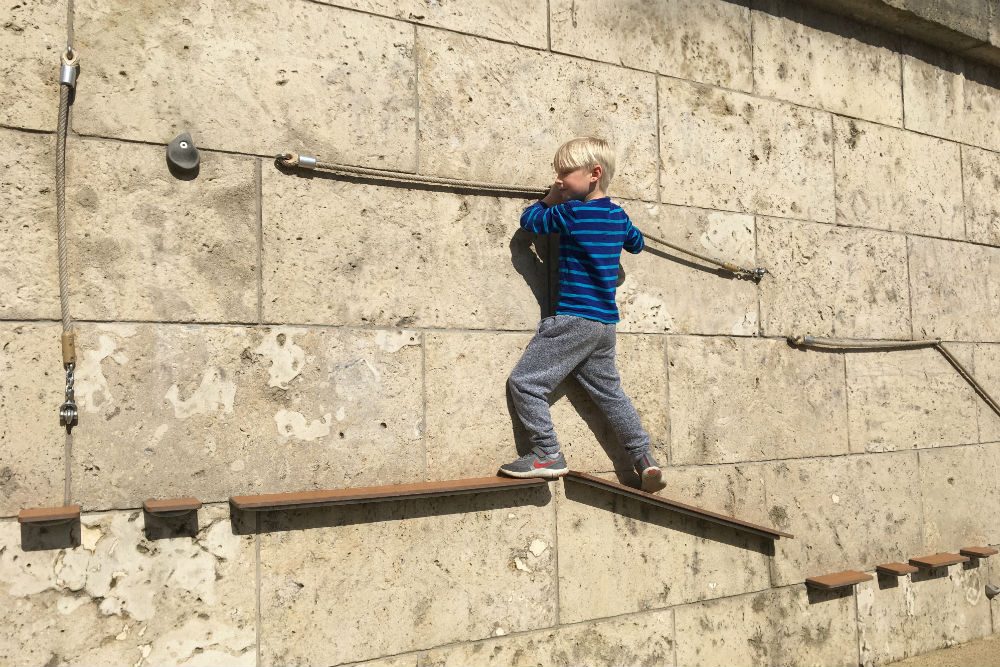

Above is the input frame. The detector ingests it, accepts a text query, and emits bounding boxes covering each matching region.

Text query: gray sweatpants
[508,314,650,462]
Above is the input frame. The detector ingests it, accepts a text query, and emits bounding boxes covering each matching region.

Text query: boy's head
[552,137,616,199]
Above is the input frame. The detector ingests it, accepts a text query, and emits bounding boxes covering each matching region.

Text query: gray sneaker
[498,449,568,479]
[635,452,666,493]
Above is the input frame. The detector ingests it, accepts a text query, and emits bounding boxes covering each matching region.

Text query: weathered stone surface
[918,444,1000,552]
[617,201,758,336]
[71,323,424,508]
[0,0,64,131]
[909,236,1000,341]
[74,0,416,169]
[67,140,257,323]
[667,336,848,465]
[556,478,770,624]
[758,217,911,338]
[0,129,59,320]
[354,609,675,667]
[673,585,858,667]
[846,347,979,453]
[0,324,65,517]
[659,78,834,222]
[963,144,1000,246]
[258,488,556,665]
[903,49,1000,152]
[614,334,670,464]
[264,173,547,329]
[550,0,751,90]
[973,345,1000,443]
[417,29,658,201]
[753,1,904,126]
[660,463,771,527]
[423,332,637,480]
[857,562,992,666]
[765,452,923,586]
[0,505,255,666]
[835,116,964,239]
[317,0,547,48]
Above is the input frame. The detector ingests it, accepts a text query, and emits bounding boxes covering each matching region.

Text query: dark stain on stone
[769,505,790,529]
[845,120,864,149]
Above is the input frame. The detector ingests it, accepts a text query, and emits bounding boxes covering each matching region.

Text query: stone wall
[2,0,1000,665]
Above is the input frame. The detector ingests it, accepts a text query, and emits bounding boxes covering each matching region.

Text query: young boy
[498,137,666,493]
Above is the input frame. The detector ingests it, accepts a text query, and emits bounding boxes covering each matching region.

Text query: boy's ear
[591,164,603,183]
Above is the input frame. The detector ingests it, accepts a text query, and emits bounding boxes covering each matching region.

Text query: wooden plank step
[805,570,873,590]
[909,553,970,569]
[230,476,547,512]
[143,497,202,516]
[876,562,919,576]
[18,505,81,525]
[563,471,793,541]
[960,546,999,559]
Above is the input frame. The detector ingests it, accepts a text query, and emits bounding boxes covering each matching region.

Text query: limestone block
[317,0,547,48]
[614,334,670,463]
[659,78,834,222]
[550,0,752,90]
[918,444,1000,552]
[556,478,770,624]
[857,563,992,666]
[667,336,848,465]
[835,117,964,239]
[0,505,255,667]
[974,345,1000,442]
[258,488,556,665]
[71,323,424,508]
[0,324,64,517]
[903,49,1000,152]
[963,144,1000,246]
[74,0,416,168]
[354,609,675,667]
[757,217,911,338]
[417,29,658,201]
[846,347,979,453]
[753,1,904,126]
[423,332,622,480]
[67,140,257,323]
[617,201,758,336]
[0,129,59,320]
[263,172,548,329]
[673,585,857,667]
[660,464,770,527]
[764,452,923,586]
[0,0,63,131]
[909,236,1000,341]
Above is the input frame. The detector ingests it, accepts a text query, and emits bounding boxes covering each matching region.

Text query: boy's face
[554,165,602,200]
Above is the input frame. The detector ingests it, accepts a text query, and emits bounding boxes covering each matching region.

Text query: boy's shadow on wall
[508,229,638,484]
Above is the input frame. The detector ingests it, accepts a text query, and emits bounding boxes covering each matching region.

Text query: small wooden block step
[909,553,970,569]
[876,562,919,576]
[230,476,546,512]
[805,570,873,590]
[960,546,999,559]
[18,505,81,525]
[143,497,202,516]
[563,471,792,541]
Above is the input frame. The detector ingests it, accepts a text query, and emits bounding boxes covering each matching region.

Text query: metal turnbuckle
[59,363,79,429]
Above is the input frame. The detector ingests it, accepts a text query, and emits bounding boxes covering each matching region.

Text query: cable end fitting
[277,153,317,169]
[788,335,805,346]
[60,47,79,88]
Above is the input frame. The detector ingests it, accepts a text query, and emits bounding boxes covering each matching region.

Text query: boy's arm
[520,185,576,235]
[623,217,645,254]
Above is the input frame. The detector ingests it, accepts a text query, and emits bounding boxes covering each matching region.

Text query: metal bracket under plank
[230,476,546,512]
[563,471,792,541]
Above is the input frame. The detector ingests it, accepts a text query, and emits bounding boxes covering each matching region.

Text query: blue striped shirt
[520,197,644,324]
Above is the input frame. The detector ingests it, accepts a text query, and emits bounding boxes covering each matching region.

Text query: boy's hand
[542,182,565,206]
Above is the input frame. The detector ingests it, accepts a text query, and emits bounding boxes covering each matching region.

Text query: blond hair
[552,137,616,192]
